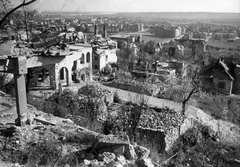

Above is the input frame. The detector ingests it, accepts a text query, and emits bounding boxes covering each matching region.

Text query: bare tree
[0,0,37,27]
[78,84,107,126]
[128,92,149,141]
[181,67,201,116]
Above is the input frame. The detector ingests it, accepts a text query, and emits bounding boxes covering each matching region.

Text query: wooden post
[59,82,63,95]
[14,73,27,126]
[7,57,28,126]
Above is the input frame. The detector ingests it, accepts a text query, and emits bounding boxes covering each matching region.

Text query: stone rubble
[0,105,155,167]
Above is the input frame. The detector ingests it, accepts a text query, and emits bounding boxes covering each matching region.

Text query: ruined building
[27,43,93,90]
[91,24,118,71]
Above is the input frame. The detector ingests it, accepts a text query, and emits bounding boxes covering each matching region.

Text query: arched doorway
[59,67,69,86]
[72,60,77,82]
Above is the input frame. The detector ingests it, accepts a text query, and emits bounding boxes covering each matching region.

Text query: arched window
[86,52,90,62]
[81,53,85,64]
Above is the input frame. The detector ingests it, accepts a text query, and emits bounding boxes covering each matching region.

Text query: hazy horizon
[40,11,240,14]
[13,0,240,13]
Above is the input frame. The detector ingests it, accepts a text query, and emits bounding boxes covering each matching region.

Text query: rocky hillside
[0,91,154,167]
[1,84,240,167]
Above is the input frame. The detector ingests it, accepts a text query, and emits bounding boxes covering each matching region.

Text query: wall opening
[137,128,166,153]
[28,67,51,89]
[59,67,69,86]
[87,52,91,62]
[81,74,85,81]
[81,53,85,64]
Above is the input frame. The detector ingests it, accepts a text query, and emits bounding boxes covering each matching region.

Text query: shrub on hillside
[12,139,61,166]
[159,87,193,103]
[27,139,61,166]
[197,95,240,126]
[167,122,240,167]
[41,85,108,124]
[78,84,108,121]
[113,91,121,103]
[42,89,79,117]
[101,64,112,76]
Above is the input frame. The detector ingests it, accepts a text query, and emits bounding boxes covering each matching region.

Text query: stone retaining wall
[103,80,160,96]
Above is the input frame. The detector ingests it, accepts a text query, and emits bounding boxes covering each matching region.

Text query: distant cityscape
[1,2,240,166]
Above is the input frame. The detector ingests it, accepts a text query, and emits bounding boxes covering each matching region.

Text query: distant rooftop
[109,34,133,38]
[68,43,92,51]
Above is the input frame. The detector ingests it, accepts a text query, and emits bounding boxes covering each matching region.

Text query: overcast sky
[16,0,240,13]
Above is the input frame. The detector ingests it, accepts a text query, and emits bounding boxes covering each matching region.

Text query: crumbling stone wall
[137,118,194,153]
[27,64,57,89]
[164,127,179,151]
[74,67,92,83]
[138,106,193,152]
[165,117,195,152]
[27,64,57,90]
[137,128,166,153]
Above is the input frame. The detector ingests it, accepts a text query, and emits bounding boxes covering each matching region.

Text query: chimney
[155,61,158,72]
[103,23,107,38]
[94,24,98,35]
